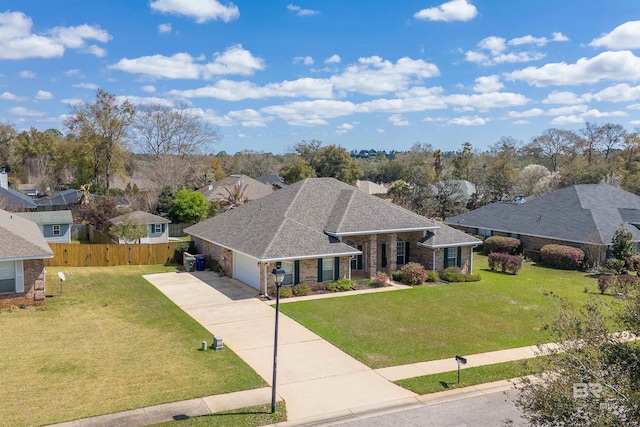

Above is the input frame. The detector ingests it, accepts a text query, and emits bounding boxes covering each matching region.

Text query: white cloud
[466,32,564,66]
[73,83,99,90]
[508,50,640,86]
[170,78,334,101]
[628,104,640,110]
[581,109,628,118]
[591,83,640,102]
[158,23,172,33]
[0,92,25,101]
[86,45,107,57]
[335,123,354,134]
[325,54,341,64]
[331,56,440,95]
[149,0,239,23]
[445,92,529,109]
[61,98,83,105]
[141,85,156,93]
[226,109,273,127]
[293,56,314,65]
[9,106,46,117]
[513,120,530,125]
[117,95,175,107]
[478,37,506,55]
[551,115,584,125]
[551,32,569,42]
[20,70,36,78]
[261,100,358,126]
[547,105,588,115]
[542,91,583,105]
[509,32,569,47]
[64,69,81,77]
[286,4,320,16]
[35,90,53,100]
[0,11,111,59]
[473,75,503,92]
[388,114,409,126]
[414,0,478,22]
[590,21,640,50]
[507,108,544,118]
[110,44,264,79]
[448,116,487,126]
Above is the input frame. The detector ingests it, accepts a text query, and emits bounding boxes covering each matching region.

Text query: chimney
[208,183,213,191]
[0,168,7,189]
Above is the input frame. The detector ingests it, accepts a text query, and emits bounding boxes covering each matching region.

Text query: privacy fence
[45,242,187,267]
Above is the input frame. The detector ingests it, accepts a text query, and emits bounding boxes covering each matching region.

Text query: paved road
[334,389,526,427]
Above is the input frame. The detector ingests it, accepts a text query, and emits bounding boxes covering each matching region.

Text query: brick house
[0,209,53,306]
[185,178,480,295]
[445,184,640,265]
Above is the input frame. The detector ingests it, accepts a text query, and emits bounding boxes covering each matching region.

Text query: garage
[233,252,261,290]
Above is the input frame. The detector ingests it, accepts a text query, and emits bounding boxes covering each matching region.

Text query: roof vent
[516,195,526,204]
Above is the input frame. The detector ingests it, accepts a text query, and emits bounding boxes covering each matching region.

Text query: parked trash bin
[195,255,206,271]
[184,256,196,272]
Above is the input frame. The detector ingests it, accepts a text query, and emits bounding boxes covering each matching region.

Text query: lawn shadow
[439,381,451,389]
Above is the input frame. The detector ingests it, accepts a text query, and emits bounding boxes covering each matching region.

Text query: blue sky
[2,0,640,154]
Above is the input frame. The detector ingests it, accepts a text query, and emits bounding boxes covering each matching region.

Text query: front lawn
[279,254,608,369]
[0,266,265,427]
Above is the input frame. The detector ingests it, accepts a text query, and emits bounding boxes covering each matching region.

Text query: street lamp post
[271,266,287,414]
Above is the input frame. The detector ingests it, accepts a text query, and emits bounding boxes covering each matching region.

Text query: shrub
[326,278,353,292]
[426,270,439,282]
[173,241,195,264]
[625,255,640,271]
[597,275,613,294]
[483,236,521,255]
[441,266,481,282]
[540,244,585,270]
[373,272,389,287]
[605,258,625,273]
[614,274,640,295]
[398,262,428,285]
[391,270,403,282]
[292,283,311,297]
[488,252,522,275]
[279,286,293,298]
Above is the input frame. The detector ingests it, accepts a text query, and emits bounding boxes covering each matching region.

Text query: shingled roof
[185,178,440,261]
[0,209,53,260]
[197,175,274,203]
[110,210,170,225]
[445,184,640,245]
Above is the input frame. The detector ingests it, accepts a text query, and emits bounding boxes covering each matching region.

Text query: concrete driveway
[144,271,415,421]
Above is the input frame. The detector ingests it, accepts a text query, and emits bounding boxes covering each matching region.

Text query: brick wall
[0,259,46,307]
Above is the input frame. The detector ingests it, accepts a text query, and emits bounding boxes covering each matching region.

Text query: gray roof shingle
[110,210,170,225]
[445,184,640,245]
[15,210,73,225]
[197,175,274,202]
[0,209,53,260]
[186,178,442,261]
[0,186,37,209]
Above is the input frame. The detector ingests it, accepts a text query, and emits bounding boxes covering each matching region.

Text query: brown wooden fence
[45,242,186,267]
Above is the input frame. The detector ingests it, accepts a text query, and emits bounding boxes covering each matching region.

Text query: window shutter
[317,258,322,282]
[357,246,363,270]
[15,260,24,293]
[443,248,449,269]
[294,260,300,284]
[405,241,410,262]
[381,243,387,268]
[457,247,462,267]
[161,223,166,233]
[334,257,340,280]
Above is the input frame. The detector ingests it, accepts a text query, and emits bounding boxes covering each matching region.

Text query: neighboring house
[185,178,480,294]
[15,210,73,243]
[35,189,85,212]
[0,208,53,305]
[109,210,170,244]
[0,169,37,210]
[197,174,275,207]
[356,180,388,197]
[445,184,640,265]
[255,174,287,190]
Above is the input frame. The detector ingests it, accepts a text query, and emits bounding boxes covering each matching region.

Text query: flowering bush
[625,255,640,272]
[483,236,521,255]
[398,262,428,285]
[488,252,523,275]
[597,275,613,294]
[540,244,585,270]
[373,271,389,287]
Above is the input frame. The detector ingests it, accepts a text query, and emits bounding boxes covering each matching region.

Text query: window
[52,225,60,236]
[477,228,491,238]
[447,249,457,269]
[0,261,16,294]
[509,233,520,239]
[153,224,162,233]
[396,237,406,266]
[280,261,294,286]
[321,257,334,282]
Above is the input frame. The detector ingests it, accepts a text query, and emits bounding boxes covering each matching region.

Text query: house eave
[326,225,438,237]
[0,254,53,262]
[262,251,362,263]
[418,241,481,249]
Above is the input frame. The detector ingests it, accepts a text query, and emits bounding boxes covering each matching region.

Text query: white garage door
[233,252,261,289]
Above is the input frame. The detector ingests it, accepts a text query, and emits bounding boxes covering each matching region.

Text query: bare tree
[132,101,219,158]
[532,128,578,171]
[599,123,626,161]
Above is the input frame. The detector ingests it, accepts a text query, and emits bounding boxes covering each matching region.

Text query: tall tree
[132,101,219,158]
[451,142,474,181]
[311,144,363,185]
[171,188,209,223]
[12,127,58,189]
[65,89,135,192]
[280,157,316,184]
[532,128,578,172]
[0,121,16,168]
[599,123,626,161]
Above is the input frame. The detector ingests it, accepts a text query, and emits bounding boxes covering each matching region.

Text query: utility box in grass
[183,255,196,272]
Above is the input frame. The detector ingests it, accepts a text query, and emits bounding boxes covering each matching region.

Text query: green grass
[153,402,287,427]
[279,254,611,369]
[395,358,547,395]
[0,265,265,427]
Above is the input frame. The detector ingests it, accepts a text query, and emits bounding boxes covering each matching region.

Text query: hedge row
[482,236,521,255]
[488,252,522,274]
[540,244,585,270]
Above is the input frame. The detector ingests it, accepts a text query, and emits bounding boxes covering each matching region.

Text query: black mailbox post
[455,355,467,384]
